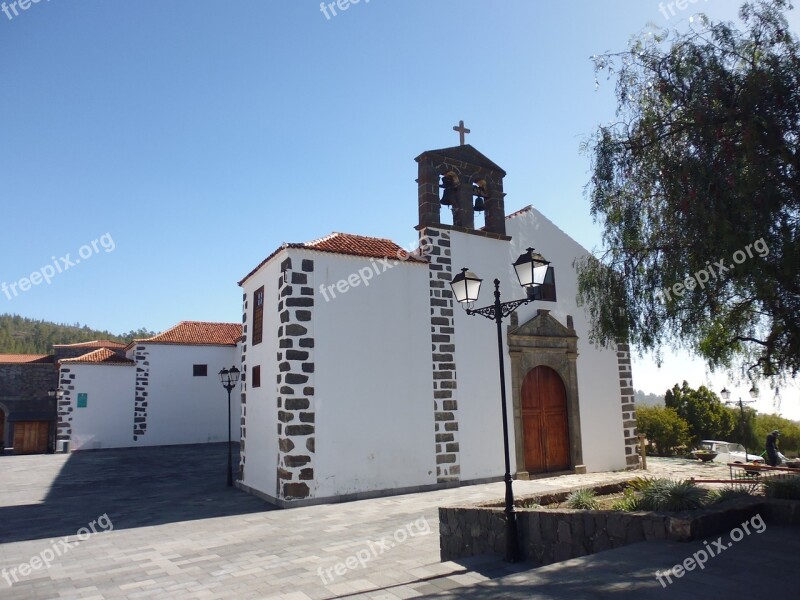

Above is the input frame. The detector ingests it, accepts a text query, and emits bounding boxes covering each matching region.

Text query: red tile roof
[52,340,127,349]
[59,349,134,365]
[0,354,54,364]
[135,321,242,347]
[506,205,533,220]
[239,232,426,286]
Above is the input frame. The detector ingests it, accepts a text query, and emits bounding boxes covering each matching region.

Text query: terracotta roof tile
[135,321,242,346]
[60,349,134,365]
[239,232,426,286]
[52,340,127,349]
[0,354,54,364]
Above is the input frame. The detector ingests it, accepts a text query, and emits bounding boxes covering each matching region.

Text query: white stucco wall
[140,344,240,447]
[239,255,281,497]
[505,208,628,472]
[448,231,516,481]
[64,364,136,451]
[312,251,435,498]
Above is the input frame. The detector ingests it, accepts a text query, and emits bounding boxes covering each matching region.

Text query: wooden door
[13,421,49,454]
[521,366,570,473]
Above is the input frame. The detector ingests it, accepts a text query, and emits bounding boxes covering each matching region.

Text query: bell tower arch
[415,144,508,236]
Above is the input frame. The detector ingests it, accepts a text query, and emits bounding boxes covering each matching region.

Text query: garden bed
[439,478,800,566]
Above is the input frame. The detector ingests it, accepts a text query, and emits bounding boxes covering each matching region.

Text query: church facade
[236,143,638,507]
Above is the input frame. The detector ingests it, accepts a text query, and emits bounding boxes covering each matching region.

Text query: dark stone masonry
[275,257,316,501]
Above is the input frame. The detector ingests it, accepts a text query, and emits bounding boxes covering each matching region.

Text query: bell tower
[415,135,508,236]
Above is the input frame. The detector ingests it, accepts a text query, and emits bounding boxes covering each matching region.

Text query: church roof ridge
[239,231,426,287]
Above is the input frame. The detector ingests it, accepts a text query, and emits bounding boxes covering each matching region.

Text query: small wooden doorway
[521,366,570,473]
[13,421,49,455]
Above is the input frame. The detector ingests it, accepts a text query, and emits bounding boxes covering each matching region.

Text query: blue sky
[2,1,798,416]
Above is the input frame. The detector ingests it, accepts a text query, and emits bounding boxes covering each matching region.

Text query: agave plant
[706,486,754,505]
[565,488,600,510]
[638,479,708,512]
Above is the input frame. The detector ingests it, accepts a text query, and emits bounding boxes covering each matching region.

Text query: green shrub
[764,476,800,500]
[611,488,641,512]
[638,479,708,511]
[705,486,754,505]
[520,499,542,509]
[565,488,600,510]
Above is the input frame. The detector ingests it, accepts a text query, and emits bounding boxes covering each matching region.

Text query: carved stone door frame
[508,309,585,477]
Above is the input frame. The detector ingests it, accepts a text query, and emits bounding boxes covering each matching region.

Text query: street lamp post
[47,388,65,454]
[720,386,758,458]
[450,248,554,563]
[218,366,241,487]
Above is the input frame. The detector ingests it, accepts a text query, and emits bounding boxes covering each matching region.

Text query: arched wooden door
[521,366,570,473]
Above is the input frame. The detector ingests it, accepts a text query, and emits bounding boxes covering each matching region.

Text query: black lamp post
[720,386,758,459]
[450,248,553,563]
[47,388,65,454]
[218,366,241,487]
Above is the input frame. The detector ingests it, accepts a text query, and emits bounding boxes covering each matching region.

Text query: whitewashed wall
[312,251,435,498]
[65,364,136,451]
[505,208,627,472]
[239,254,282,498]
[141,344,240,447]
[448,231,516,481]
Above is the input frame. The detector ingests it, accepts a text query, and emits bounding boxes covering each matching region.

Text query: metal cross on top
[453,120,471,146]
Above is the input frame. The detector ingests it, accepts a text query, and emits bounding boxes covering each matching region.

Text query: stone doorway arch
[508,310,585,477]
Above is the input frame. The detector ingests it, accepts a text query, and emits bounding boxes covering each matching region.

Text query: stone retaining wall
[440,488,799,565]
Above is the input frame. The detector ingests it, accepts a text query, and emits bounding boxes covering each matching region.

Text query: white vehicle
[696,440,765,465]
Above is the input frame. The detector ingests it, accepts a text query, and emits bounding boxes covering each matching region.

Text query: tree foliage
[636,405,691,455]
[0,314,154,354]
[577,0,800,379]
[754,412,800,453]
[665,381,737,444]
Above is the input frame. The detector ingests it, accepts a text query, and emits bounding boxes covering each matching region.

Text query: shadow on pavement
[0,443,275,544]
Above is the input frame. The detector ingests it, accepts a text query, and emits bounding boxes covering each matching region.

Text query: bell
[473,196,485,212]
[440,188,457,207]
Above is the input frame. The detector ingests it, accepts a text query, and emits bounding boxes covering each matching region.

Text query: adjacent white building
[56,322,241,451]
[236,143,638,507]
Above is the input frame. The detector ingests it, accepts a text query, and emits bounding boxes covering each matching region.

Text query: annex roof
[52,340,127,349]
[0,354,54,364]
[133,322,242,347]
[59,348,134,366]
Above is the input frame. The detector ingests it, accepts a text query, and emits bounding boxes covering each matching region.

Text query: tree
[754,412,800,454]
[636,405,691,456]
[665,381,737,444]
[577,0,800,380]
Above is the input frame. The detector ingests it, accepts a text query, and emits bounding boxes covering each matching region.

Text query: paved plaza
[0,445,796,599]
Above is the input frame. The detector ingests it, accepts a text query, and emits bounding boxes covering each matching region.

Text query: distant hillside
[0,314,155,355]
[635,390,665,406]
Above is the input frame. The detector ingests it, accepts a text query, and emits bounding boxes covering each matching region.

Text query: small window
[193,364,208,377]
[252,365,261,388]
[253,286,265,346]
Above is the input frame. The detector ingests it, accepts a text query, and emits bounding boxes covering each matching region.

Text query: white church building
[236,143,638,507]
